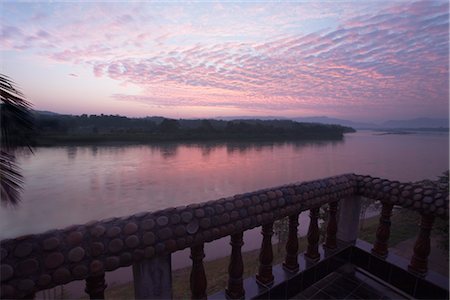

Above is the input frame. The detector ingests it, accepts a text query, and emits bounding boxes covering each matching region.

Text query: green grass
[358,209,420,246]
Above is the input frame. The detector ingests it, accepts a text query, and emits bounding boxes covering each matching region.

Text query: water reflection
[4,132,449,298]
[159,143,179,159]
[66,146,77,160]
[1,132,448,241]
[90,146,98,157]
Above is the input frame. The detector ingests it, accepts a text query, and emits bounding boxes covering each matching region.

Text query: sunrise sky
[1,1,448,122]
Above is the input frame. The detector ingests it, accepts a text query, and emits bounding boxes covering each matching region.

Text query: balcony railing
[0,174,448,299]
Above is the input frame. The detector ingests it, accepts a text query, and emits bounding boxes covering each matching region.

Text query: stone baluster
[305,207,320,261]
[408,214,435,276]
[226,232,245,299]
[133,255,172,299]
[324,201,338,250]
[371,202,394,258]
[283,214,300,272]
[190,244,207,299]
[256,222,274,286]
[336,196,362,244]
[85,273,107,299]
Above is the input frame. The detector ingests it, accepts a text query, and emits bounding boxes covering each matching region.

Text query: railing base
[304,253,320,263]
[370,249,388,259]
[282,262,299,273]
[255,274,274,287]
[323,244,338,251]
[407,265,427,277]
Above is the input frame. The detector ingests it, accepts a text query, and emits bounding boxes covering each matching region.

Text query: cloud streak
[1,1,448,119]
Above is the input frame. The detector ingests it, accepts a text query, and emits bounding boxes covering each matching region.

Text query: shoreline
[32,134,347,147]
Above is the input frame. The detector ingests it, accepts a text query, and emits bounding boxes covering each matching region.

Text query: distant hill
[216,115,448,130]
[380,118,449,129]
[216,115,376,128]
[34,111,448,130]
[34,110,60,116]
[143,116,166,125]
[216,116,287,121]
[291,116,376,129]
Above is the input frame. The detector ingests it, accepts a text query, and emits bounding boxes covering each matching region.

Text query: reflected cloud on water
[3,132,447,242]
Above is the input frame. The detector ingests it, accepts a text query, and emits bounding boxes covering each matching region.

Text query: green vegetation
[358,208,420,246]
[34,113,355,145]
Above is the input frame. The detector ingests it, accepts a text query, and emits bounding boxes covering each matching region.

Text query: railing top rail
[1,173,448,298]
[355,174,448,217]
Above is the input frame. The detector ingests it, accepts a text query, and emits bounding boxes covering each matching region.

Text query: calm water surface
[2,130,448,296]
[1,130,448,239]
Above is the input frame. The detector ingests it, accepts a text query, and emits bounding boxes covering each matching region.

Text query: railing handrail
[1,173,448,298]
[355,174,448,217]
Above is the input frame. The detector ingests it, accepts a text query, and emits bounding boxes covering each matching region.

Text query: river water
[1,130,448,239]
[1,130,448,296]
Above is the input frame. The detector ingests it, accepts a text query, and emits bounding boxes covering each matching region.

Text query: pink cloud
[1,0,448,119]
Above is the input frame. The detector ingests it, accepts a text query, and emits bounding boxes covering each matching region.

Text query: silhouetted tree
[0,74,34,205]
[158,118,180,133]
[198,119,215,133]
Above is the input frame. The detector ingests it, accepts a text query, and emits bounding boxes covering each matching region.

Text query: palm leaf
[1,74,35,152]
[0,74,34,205]
[0,151,23,206]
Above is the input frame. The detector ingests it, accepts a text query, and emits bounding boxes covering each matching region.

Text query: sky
[0,1,448,122]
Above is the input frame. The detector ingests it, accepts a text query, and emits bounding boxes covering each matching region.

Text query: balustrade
[283,213,300,272]
[133,255,172,299]
[408,214,435,275]
[324,201,338,249]
[371,202,393,258]
[1,174,447,299]
[190,244,207,299]
[305,207,321,261]
[85,273,107,299]
[256,222,274,286]
[226,232,245,299]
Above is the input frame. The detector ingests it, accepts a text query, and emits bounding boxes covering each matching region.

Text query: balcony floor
[293,264,410,300]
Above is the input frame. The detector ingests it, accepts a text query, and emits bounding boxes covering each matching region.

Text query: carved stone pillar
[256,222,274,286]
[226,232,245,299]
[133,255,172,299]
[336,196,362,243]
[283,214,299,272]
[190,244,207,299]
[408,214,435,276]
[324,202,338,250]
[305,207,320,261]
[371,202,394,258]
[85,273,107,299]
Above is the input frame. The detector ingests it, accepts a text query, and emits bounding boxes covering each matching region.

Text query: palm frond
[1,73,35,152]
[0,151,23,206]
[0,74,34,206]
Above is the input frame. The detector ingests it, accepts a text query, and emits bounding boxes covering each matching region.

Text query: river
[1,130,448,297]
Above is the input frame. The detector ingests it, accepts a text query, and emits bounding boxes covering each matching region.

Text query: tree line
[32,112,356,144]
